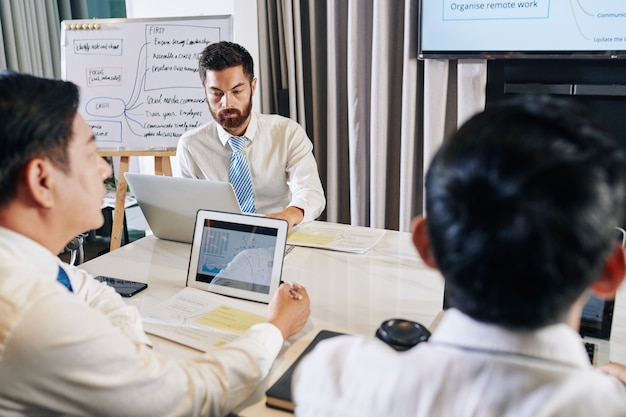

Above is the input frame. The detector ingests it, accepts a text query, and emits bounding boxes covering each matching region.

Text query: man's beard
[211,99,252,130]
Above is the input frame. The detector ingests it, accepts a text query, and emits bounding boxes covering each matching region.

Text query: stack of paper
[287,221,385,254]
[142,287,267,352]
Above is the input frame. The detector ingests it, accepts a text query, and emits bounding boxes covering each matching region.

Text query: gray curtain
[259,0,424,231]
[0,0,87,77]
[259,0,487,231]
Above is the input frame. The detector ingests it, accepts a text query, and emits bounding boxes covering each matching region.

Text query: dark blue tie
[57,266,73,292]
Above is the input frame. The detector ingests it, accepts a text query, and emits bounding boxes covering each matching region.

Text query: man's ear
[250,77,257,97]
[24,158,55,209]
[591,243,626,299]
[412,216,438,269]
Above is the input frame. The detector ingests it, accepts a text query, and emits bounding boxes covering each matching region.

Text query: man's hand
[267,282,310,340]
[600,362,626,386]
[265,206,305,230]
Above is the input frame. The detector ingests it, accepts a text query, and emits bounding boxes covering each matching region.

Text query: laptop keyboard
[584,341,597,365]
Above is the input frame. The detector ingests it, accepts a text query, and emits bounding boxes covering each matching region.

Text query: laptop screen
[580,293,615,340]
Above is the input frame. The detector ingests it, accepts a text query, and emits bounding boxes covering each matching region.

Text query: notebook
[265,330,344,412]
[186,209,289,303]
[125,173,241,244]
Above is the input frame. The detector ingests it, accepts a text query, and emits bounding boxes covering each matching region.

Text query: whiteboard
[61,16,232,150]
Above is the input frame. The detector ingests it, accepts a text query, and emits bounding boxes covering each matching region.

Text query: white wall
[125,0,260,175]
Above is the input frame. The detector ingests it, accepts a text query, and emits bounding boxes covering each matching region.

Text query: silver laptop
[125,173,241,244]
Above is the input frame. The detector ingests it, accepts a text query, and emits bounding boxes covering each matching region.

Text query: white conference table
[81,223,444,415]
[80,222,626,416]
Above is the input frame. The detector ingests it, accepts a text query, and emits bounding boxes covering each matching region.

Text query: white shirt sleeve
[64,263,153,346]
[0,257,285,417]
[0,282,283,416]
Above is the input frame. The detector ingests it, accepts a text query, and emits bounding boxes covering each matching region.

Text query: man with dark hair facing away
[294,96,626,416]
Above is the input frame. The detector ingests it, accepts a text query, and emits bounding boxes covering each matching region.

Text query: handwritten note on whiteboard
[61,16,232,149]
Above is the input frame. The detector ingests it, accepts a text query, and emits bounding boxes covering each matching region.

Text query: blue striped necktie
[228,136,256,213]
[57,266,73,292]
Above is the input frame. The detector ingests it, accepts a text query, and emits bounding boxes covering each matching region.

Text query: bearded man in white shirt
[177,41,326,230]
[0,70,310,417]
[293,96,626,416]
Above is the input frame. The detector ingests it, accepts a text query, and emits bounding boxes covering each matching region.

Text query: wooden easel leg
[110,156,130,251]
[155,156,173,176]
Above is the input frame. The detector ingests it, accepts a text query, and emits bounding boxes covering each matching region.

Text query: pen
[288,287,303,300]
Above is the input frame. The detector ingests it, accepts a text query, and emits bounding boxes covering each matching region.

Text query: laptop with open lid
[125,173,241,244]
[580,293,614,365]
[582,226,626,364]
[186,209,289,304]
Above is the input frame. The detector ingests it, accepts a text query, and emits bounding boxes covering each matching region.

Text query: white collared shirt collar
[0,226,61,281]
[431,308,592,369]
[217,112,258,146]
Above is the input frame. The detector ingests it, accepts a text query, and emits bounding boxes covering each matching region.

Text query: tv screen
[419,0,626,59]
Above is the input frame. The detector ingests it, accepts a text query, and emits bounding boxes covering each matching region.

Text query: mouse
[375,318,431,351]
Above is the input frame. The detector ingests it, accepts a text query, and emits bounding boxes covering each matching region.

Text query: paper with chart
[142,287,266,352]
[287,221,385,254]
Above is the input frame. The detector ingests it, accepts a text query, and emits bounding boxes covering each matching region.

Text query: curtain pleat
[0,0,87,77]
[422,59,449,191]
[399,0,422,228]
[373,0,406,230]
[324,1,347,223]
[346,0,372,226]
[288,0,307,125]
[0,14,5,69]
[43,0,61,76]
[2,0,20,70]
[303,1,329,221]
[457,60,487,128]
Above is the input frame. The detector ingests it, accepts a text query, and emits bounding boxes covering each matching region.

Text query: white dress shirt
[0,227,284,417]
[293,308,626,417]
[177,112,326,223]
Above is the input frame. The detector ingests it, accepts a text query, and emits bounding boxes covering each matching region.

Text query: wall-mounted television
[419,0,626,59]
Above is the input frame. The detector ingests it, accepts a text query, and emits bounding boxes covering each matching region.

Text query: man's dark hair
[198,41,254,85]
[0,71,79,207]
[425,95,626,330]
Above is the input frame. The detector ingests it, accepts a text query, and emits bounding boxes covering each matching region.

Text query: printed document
[142,287,266,352]
[287,221,385,254]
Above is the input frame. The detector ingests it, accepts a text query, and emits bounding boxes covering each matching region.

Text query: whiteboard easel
[98,148,176,251]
